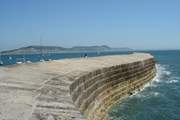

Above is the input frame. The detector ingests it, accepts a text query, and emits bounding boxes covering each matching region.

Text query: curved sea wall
[0,53,156,120]
[70,56,156,120]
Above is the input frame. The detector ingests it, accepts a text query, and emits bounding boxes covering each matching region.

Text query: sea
[0,51,133,66]
[0,50,179,120]
[109,50,180,120]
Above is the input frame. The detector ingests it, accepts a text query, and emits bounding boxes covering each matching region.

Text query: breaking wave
[131,64,171,96]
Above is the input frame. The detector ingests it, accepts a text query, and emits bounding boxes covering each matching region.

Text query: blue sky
[0,0,180,51]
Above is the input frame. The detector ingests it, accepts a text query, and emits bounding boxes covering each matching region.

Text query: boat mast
[0,52,1,61]
[0,51,3,65]
[40,36,44,61]
[23,44,26,63]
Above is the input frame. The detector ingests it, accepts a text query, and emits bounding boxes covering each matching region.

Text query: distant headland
[1,45,133,55]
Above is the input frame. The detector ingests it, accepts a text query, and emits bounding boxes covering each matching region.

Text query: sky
[0,0,180,51]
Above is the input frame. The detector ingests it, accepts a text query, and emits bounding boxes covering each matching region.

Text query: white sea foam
[142,64,162,87]
[130,64,169,98]
[165,71,171,75]
[152,92,160,97]
[155,64,179,84]
[152,64,171,83]
[166,80,178,84]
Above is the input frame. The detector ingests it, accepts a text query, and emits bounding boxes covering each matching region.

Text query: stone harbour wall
[0,53,156,120]
[70,58,156,120]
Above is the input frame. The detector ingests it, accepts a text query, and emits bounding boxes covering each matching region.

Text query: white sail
[0,52,3,65]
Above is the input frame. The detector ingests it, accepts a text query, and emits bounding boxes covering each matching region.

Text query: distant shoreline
[0,45,133,55]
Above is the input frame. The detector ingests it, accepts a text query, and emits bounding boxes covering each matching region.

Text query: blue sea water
[109,50,180,120]
[0,50,179,120]
[0,51,132,66]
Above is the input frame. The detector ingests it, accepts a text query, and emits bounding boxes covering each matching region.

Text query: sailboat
[16,49,26,64]
[40,55,45,62]
[16,57,23,64]
[39,36,45,62]
[0,52,3,65]
[16,61,23,64]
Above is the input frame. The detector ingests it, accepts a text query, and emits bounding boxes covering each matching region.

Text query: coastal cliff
[0,53,156,120]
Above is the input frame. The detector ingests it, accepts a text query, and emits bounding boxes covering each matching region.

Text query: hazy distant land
[0,45,133,55]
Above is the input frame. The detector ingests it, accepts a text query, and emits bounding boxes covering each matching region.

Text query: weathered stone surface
[0,53,156,120]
